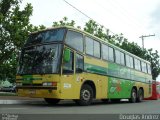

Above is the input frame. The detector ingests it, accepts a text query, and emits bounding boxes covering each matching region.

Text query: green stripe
[84,62,151,83]
[22,75,42,84]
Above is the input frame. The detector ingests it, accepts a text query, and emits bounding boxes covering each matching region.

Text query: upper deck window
[102,44,109,60]
[86,37,100,58]
[108,47,114,62]
[147,64,151,74]
[126,55,134,68]
[65,30,83,52]
[141,62,147,73]
[134,58,141,71]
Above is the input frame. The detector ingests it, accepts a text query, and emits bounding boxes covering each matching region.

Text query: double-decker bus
[16,26,152,105]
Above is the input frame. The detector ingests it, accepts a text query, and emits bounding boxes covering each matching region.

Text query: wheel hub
[82,90,90,101]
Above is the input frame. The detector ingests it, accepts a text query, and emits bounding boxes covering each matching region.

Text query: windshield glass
[26,28,66,45]
[18,44,62,74]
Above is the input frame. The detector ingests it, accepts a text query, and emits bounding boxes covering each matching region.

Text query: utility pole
[139,34,155,50]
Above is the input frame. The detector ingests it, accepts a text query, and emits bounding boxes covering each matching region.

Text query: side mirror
[63,48,70,63]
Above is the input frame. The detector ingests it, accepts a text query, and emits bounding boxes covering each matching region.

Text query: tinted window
[94,40,100,58]
[142,62,147,73]
[134,58,141,71]
[63,51,74,73]
[130,56,134,68]
[18,44,61,74]
[108,47,114,61]
[66,31,83,52]
[120,52,125,65]
[86,37,93,56]
[102,44,109,60]
[86,37,100,58]
[76,54,84,73]
[115,50,120,64]
[26,28,66,45]
[147,64,151,74]
[126,55,133,68]
[126,54,130,67]
[115,50,125,65]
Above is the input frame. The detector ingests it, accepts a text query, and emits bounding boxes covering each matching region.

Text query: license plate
[29,90,36,94]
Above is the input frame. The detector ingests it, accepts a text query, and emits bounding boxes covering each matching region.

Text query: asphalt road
[0,96,160,120]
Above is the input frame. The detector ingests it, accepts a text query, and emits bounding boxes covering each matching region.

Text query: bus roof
[31,26,151,64]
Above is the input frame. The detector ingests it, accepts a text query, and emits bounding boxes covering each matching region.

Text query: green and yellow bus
[16,26,152,105]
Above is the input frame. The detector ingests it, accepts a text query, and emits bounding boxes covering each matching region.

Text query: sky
[21,0,160,80]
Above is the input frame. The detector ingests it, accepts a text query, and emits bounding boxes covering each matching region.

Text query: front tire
[75,84,93,106]
[44,98,60,105]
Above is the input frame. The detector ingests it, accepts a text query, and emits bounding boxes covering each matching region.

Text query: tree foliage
[0,0,47,82]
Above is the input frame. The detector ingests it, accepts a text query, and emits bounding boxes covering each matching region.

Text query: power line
[94,0,146,34]
[63,0,115,35]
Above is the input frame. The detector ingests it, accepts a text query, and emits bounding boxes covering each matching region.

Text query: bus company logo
[2,114,18,120]
[110,79,121,94]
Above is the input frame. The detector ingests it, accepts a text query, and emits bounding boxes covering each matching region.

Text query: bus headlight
[42,82,57,86]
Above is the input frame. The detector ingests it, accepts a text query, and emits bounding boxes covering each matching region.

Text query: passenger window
[65,31,83,52]
[142,62,147,73]
[115,50,120,64]
[102,44,109,60]
[134,58,141,71]
[147,64,151,74]
[86,37,100,58]
[86,37,93,56]
[94,40,100,58]
[76,54,84,73]
[108,47,114,62]
[130,57,134,68]
[126,54,130,67]
[63,51,74,73]
[120,52,125,65]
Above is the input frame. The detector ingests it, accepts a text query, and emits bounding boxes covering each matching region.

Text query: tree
[0,0,33,82]
[52,17,75,27]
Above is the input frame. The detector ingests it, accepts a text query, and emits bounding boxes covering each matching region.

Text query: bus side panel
[84,56,109,99]
[108,77,134,99]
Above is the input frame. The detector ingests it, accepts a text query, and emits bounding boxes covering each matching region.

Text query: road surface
[0,96,160,120]
[0,96,160,114]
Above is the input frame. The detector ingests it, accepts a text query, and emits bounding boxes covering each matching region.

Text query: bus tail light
[42,82,57,86]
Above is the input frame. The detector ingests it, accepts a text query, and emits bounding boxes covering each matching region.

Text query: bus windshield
[18,44,62,75]
[26,28,66,45]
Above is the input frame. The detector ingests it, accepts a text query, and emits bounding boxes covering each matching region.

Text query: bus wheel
[129,88,137,103]
[75,84,93,106]
[44,98,60,105]
[137,89,144,102]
